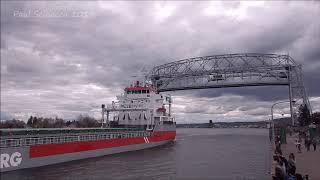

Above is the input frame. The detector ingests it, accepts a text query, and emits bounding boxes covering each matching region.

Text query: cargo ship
[0,81,176,172]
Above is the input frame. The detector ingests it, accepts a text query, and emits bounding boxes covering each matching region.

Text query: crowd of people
[272,135,312,180]
[294,133,318,153]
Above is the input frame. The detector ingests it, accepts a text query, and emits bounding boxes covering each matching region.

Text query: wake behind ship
[0,81,176,172]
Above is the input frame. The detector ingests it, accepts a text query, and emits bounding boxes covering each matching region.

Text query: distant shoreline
[176,121,268,129]
[176,117,292,129]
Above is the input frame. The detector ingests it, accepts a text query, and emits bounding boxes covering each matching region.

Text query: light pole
[270,100,296,142]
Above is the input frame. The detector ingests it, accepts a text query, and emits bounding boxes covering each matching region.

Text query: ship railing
[106,103,149,110]
[0,131,150,148]
[0,127,145,136]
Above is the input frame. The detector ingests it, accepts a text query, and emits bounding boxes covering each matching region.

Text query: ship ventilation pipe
[101,104,105,128]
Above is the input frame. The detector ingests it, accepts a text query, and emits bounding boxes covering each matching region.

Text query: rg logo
[0,152,22,168]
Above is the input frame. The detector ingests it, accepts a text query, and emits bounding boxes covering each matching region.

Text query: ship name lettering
[0,152,22,168]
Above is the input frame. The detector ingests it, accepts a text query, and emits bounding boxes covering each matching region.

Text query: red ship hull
[30,131,176,158]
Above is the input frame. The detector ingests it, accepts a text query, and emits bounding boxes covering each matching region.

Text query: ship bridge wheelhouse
[103,81,174,129]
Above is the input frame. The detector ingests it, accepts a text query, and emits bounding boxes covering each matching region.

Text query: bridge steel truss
[149,53,311,125]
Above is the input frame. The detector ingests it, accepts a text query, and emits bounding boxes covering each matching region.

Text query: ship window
[142,90,146,94]
[127,91,131,94]
[138,90,141,94]
[123,114,126,120]
[147,90,149,93]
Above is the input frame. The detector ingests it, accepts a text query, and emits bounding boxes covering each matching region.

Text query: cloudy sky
[1,1,319,123]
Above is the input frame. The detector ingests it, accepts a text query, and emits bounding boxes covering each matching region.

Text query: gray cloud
[1,1,319,122]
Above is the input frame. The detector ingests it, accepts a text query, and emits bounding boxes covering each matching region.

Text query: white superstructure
[103,81,173,129]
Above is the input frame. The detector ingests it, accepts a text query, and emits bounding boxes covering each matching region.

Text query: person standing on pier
[287,153,296,176]
[306,137,311,151]
[295,138,302,153]
[312,138,317,151]
[275,136,283,154]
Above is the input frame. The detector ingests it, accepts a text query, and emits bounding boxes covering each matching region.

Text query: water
[1,128,272,180]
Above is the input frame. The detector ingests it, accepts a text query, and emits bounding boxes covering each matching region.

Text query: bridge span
[149,53,311,125]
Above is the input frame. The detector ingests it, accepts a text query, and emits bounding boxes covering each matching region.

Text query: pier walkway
[282,135,320,179]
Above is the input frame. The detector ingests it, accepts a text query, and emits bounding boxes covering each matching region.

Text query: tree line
[0,107,319,129]
[0,115,101,129]
[298,104,320,126]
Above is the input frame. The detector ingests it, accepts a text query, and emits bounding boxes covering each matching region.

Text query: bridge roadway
[154,81,289,92]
